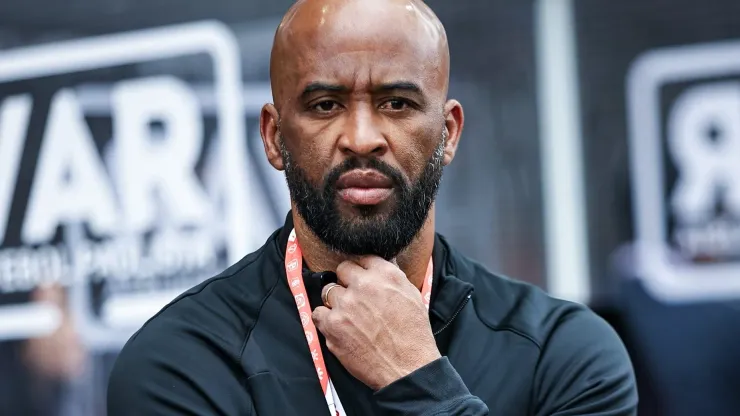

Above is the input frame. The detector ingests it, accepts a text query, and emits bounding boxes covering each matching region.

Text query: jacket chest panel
[443,306,538,414]
[246,372,332,416]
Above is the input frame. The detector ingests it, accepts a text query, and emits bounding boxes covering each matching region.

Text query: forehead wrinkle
[271,0,449,108]
[296,53,435,97]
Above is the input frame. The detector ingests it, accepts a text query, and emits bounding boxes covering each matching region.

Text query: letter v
[0,94,31,245]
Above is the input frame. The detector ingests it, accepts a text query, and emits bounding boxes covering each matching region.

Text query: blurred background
[0,0,739,414]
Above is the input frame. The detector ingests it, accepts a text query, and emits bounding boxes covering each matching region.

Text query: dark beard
[281,136,445,260]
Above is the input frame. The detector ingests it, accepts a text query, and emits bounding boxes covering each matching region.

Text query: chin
[337,197,397,218]
[337,204,392,222]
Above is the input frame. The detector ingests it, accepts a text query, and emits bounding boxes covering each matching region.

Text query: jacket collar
[275,211,474,334]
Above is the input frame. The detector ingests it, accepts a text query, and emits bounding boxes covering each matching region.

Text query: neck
[291,205,436,290]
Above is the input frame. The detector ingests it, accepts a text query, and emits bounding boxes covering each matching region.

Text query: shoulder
[110,231,282,385]
[442,236,617,348]
[107,234,283,414]
[442,237,637,413]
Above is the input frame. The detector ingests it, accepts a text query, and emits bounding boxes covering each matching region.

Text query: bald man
[107,1,637,415]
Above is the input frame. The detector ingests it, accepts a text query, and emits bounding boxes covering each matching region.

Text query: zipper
[433,290,473,336]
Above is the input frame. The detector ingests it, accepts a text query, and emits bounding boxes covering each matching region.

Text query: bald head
[269,0,450,109]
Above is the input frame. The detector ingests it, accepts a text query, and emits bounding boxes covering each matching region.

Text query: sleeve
[106,317,255,416]
[533,309,638,416]
[373,357,489,416]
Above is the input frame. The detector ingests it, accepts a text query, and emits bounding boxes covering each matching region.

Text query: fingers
[321,283,347,309]
[312,305,343,334]
[311,306,330,329]
[335,260,365,286]
[337,256,403,287]
[354,256,393,270]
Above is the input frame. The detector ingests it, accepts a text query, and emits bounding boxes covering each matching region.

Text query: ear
[442,99,464,166]
[260,103,284,171]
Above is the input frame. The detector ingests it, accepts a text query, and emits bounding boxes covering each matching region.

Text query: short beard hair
[280,131,446,260]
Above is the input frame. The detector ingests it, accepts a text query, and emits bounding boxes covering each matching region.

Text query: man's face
[263,1,461,259]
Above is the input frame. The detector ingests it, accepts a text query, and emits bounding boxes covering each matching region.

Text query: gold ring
[323,283,339,308]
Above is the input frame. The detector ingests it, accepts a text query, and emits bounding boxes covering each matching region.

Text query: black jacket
[107,213,637,415]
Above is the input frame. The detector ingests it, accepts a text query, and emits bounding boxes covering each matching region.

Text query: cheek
[289,140,334,183]
[281,121,334,181]
[393,125,440,178]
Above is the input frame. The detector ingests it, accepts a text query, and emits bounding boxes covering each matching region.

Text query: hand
[23,284,86,380]
[312,256,441,390]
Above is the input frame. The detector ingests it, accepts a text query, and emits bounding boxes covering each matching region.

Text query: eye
[380,98,411,111]
[312,100,339,113]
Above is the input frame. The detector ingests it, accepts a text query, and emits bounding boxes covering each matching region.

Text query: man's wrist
[377,349,442,390]
[374,356,488,416]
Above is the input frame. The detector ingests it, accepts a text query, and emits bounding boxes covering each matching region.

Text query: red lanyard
[285,229,434,415]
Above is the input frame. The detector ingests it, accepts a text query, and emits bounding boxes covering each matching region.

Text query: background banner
[573,0,740,413]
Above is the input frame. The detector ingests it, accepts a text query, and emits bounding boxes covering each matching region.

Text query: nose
[337,106,388,157]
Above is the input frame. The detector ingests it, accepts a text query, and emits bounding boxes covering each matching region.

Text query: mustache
[323,158,407,192]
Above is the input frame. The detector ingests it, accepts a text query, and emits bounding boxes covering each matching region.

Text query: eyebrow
[301,82,348,99]
[374,81,423,94]
[300,81,424,99]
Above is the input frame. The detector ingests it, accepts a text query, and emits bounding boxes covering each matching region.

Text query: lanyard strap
[285,228,433,415]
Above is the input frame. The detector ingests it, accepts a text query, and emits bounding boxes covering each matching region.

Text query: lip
[336,169,394,189]
[336,169,394,205]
